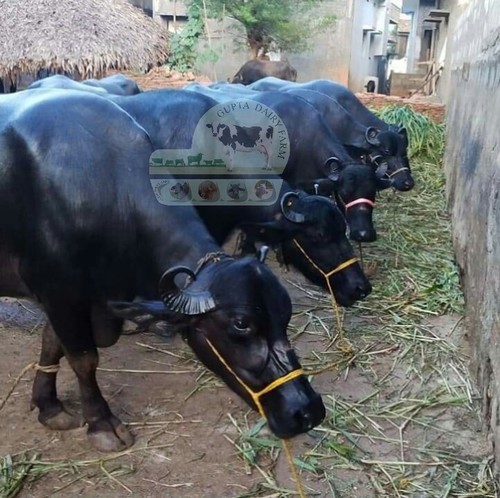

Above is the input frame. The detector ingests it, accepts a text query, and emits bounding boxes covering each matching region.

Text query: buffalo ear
[324,157,342,182]
[108,300,177,326]
[398,126,409,145]
[375,177,393,191]
[374,160,388,179]
[238,220,297,249]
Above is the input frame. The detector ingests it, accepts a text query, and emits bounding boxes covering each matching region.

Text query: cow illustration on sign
[206,122,274,171]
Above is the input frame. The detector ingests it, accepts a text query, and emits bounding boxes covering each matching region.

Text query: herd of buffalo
[0,71,414,452]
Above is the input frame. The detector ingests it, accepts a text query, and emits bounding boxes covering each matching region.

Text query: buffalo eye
[229,316,253,339]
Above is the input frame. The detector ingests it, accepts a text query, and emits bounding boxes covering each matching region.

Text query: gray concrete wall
[433,0,452,101]
[348,0,388,92]
[443,0,500,469]
[197,0,353,85]
[287,0,353,85]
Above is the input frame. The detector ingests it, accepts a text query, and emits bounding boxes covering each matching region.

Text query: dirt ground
[0,251,493,497]
[0,73,489,496]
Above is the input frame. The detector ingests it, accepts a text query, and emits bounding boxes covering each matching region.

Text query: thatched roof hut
[0,0,170,81]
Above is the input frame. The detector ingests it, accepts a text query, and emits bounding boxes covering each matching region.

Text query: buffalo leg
[63,347,134,452]
[31,324,82,430]
[40,296,134,452]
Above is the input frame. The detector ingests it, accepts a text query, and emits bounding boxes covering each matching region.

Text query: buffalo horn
[159,266,216,315]
[365,126,381,146]
[324,156,342,182]
[280,192,306,224]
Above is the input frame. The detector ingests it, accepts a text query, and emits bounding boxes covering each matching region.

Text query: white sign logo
[149,99,289,205]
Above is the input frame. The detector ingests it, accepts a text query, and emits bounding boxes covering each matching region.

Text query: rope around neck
[344,198,376,209]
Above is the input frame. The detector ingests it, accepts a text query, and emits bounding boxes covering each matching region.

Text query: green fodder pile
[375,104,446,163]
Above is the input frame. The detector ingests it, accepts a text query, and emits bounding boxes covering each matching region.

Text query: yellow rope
[0,362,60,412]
[282,438,307,498]
[388,166,409,178]
[205,337,303,419]
[292,239,355,339]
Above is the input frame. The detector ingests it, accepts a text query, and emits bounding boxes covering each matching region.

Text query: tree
[191,0,336,59]
[168,0,219,73]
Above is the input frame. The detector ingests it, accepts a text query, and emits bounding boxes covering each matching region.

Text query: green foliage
[374,105,445,163]
[168,0,219,73]
[204,0,336,57]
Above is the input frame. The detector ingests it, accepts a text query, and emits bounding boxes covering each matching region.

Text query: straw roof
[0,0,170,79]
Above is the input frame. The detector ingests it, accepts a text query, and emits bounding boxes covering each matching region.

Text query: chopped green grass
[374,104,446,163]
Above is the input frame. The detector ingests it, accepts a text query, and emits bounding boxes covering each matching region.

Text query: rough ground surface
[0,258,493,497]
[0,75,489,497]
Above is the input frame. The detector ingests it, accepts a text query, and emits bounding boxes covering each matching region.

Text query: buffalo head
[324,158,378,243]
[109,255,325,438]
[237,191,371,306]
[365,126,414,192]
[278,192,372,305]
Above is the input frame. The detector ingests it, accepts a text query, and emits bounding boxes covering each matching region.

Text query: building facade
[130,0,402,92]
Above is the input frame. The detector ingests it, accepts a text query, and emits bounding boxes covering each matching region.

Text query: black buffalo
[28,74,108,95]
[249,77,414,191]
[82,74,141,95]
[0,89,325,450]
[232,60,298,85]
[107,88,372,299]
[28,74,141,96]
[183,85,381,242]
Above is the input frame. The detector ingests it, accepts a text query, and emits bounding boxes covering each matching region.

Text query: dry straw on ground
[0,107,497,497]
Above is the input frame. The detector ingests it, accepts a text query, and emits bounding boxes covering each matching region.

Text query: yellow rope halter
[204,337,304,419]
[292,239,357,335]
[204,336,308,496]
[388,166,410,178]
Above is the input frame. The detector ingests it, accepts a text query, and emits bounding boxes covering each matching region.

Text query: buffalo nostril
[296,409,314,432]
[356,283,372,299]
[354,230,376,242]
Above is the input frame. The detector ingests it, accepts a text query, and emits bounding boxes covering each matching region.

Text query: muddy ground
[0,250,493,498]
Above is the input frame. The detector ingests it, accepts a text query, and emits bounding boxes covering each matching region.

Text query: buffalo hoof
[38,406,83,431]
[88,416,134,452]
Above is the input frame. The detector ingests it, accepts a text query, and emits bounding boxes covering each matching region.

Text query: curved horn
[365,126,381,146]
[368,154,384,167]
[159,266,216,315]
[280,192,306,224]
[324,156,341,170]
[324,156,342,182]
